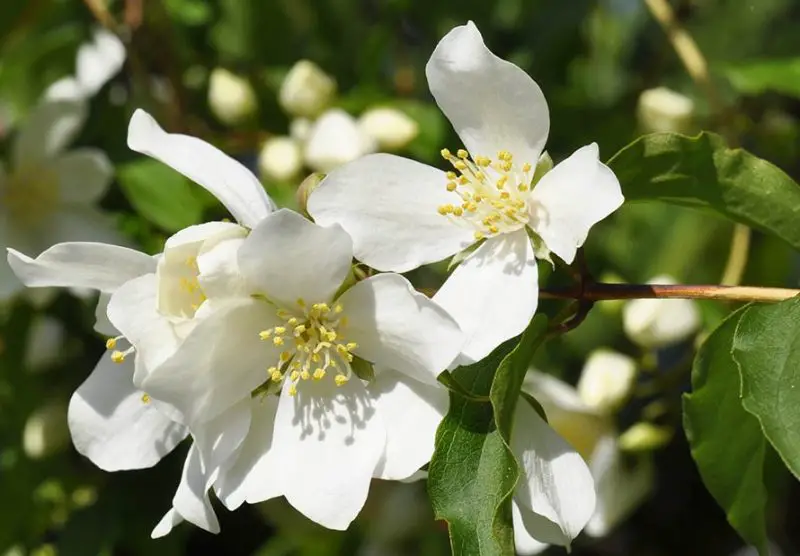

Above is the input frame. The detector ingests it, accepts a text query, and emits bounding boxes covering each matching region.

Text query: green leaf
[733,296,800,480]
[117,159,204,233]
[608,132,800,251]
[428,315,548,556]
[724,58,800,98]
[683,306,769,554]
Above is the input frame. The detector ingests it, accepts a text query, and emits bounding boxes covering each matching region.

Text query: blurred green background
[1,0,800,555]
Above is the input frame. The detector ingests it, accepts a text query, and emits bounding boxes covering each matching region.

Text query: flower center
[1,167,59,228]
[178,256,207,317]
[258,298,358,396]
[436,148,533,241]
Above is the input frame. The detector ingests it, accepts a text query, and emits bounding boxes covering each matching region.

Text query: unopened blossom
[0,99,123,301]
[304,109,377,173]
[46,27,126,102]
[577,349,637,413]
[521,371,654,546]
[208,68,258,126]
[309,22,624,363]
[637,87,695,134]
[279,60,336,119]
[258,136,302,181]
[358,107,419,150]
[140,209,464,534]
[623,275,701,348]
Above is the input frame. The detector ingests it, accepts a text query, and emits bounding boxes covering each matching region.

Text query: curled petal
[127,109,274,228]
[7,242,154,293]
[511,400,597,549]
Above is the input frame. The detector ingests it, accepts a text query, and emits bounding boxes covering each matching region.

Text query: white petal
[371,370,448,480]
[54,149,113,204]
[152,444,219,538]
[142,298,279,425]
[433,229,538,365]
[308,153,473,272]
[94,292,117,335]
[68,351,188,471]
[14,100,87,167]
[107,273,181,379]
[272,377,385,530]
[238,209,353,307]
[585,436,654,537]
[193,399,251,482]
[529,143,623,264]
[151,509,183,539]
[220,396,282,509]
[7,242,154,293]
[425,22,548,167]
[512,400,596,548]
[512,501,550,555]
[75,27,126,95]
[513,496,569,548]
[127,109,273,228]
[338,273,464,385]
[45,77,85,102]
[164,221,246,249]
[196,237,249,299]
[522,372,613,462]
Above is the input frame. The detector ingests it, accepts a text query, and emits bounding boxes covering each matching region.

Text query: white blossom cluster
[6,22,627,552]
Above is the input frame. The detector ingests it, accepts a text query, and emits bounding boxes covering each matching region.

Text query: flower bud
[577,349,637,413]
[358,107,418,150]
[23,400,69,459]
[208,68,258,126]
[622,275,701,348]
[279,60,336,118]
[637,87,695,133]
[618,422,673,452]
[304,109,376,173]
[295,172,325,216]
[257,136,302,182]
[289,118,312,143]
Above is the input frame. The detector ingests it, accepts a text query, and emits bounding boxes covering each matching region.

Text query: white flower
[8,241,188,470]
[0,100,122,301]
[258,136,302,181]
[637,87,695,134]
[623,275,701,348]
[7,107,276,480]
[139,209,464,533]
[208,68,258,126]
[520,372,654,545]
[46,27,126,102]
[289,118,312,143]
[304,109,377,173]
[308,22,624,364]
[279,60,336,118]
[577,349,637,413]
[358,107,419,150]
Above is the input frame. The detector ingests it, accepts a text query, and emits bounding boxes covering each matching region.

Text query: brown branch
[540,283,800,303]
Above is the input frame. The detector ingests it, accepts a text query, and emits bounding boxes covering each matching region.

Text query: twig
[82,0,118,30]
[540,283,799,303]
